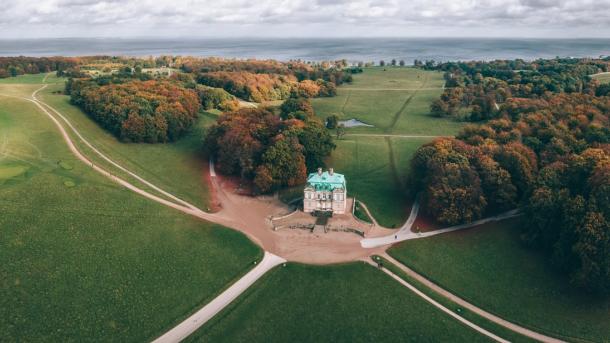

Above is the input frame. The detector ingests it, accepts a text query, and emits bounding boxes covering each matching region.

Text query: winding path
[380,254,566,343]
[364,258,510,343]
[0,77,566,342]
[361,207,521,248]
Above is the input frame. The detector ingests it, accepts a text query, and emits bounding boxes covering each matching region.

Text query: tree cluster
[423,57,610,121]
[68,79,200,143]
[411,91,610,293]
[196,85,239,112]
[0,57,78,78]
[197,71,296,102]
[205,102,335,193]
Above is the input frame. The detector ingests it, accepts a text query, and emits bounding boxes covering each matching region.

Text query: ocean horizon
[1,37,609,63]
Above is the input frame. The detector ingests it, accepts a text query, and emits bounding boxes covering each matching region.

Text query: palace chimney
[329,168,334,176]
[317,168,323,176]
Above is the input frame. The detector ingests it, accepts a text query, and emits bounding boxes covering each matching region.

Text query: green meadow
[313,67,463,226]
[591,72,610,83]
[388,219,610,342]
[36,80,217,210]
[0,84,261,341]
[313,67,462,135]
[328,136,429,227]
[192,263,490,343]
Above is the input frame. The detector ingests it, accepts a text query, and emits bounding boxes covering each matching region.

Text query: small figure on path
[395,235,397,240]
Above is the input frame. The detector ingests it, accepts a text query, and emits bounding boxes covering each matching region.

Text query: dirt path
[153,252,286,343]
[33,87,204,213]
[380,254,566,343]
[344,87,448,91]
[364,258,510,343]
[385,72,428,133]
[361,200,419,248]
[344,133,444,139]
[12,84,385,264]
[384,136,403,190]
[354,199,379,227]
[2,80,566,343]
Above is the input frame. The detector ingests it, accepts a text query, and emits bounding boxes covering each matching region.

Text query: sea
[0,37,609,63]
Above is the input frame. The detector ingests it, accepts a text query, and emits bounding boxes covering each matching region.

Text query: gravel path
[361,206,520,248]
[153,252,286,343]
[0,78,565,343]
[365,258,510,343]
[380,254,566,343]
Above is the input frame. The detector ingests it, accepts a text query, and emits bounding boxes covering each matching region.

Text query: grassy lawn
[0,73,50,84]
[34,81,215,210]
[376,256,536,343]
[388,219,610,342]
[312,67,462,135]
[313,67,462,227]
[0,94,261,341]
[353,200,373,223]
[591,72,610,83]
[191,263,491,342]
[328,135,430,228]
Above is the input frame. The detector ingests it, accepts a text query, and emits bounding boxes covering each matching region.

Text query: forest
[204,98,335,193]
[68,78,200,143]
[412,58,610,293]
[184,57,350,102]
[427,57,610,121]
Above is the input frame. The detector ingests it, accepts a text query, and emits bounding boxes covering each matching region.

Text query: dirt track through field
[385,72,429,133]
[0,76,569,343]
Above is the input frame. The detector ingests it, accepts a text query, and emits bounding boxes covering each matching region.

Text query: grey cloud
[0,0,609,37]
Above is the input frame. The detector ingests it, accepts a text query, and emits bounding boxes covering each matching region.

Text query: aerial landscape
[1,1,610,342]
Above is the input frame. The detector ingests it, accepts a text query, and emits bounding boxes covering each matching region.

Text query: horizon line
[3,36,610,40]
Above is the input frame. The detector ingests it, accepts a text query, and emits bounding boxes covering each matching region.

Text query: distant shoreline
[1,37,608,62]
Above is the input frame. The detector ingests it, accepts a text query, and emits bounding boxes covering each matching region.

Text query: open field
[191,263,490,342]
[35,80,215,210]
[312,67,462,135]
[0,73,51,84]
[388,219,610,342]
[327,136,430,228]
[0,90,261,341]
[313,67,462,226]
[591,72,610,83]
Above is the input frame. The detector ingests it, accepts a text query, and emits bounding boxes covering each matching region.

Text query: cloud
[0,0,608,37]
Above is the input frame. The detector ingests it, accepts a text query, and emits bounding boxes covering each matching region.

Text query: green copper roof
[306,171,346,191]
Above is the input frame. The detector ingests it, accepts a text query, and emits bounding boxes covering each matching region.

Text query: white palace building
[303,168,347,215]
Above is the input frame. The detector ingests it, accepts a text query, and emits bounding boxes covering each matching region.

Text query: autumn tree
[205,108,335,193]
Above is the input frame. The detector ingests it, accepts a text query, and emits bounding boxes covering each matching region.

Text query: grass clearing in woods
[313,67,463,226]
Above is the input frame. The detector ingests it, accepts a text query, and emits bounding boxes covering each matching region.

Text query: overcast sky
[1,0,609,39]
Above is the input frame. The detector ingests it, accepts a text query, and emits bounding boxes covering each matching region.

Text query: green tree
[280,97,314,119]
[297,119,336,170]
[326,115,339,129]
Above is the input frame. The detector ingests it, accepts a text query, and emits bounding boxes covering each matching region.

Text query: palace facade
[303,168,347,214]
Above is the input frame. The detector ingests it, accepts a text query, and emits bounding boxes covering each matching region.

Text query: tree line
[424,57,610,121]
[0,56,78,78]
[411,58,610,293]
